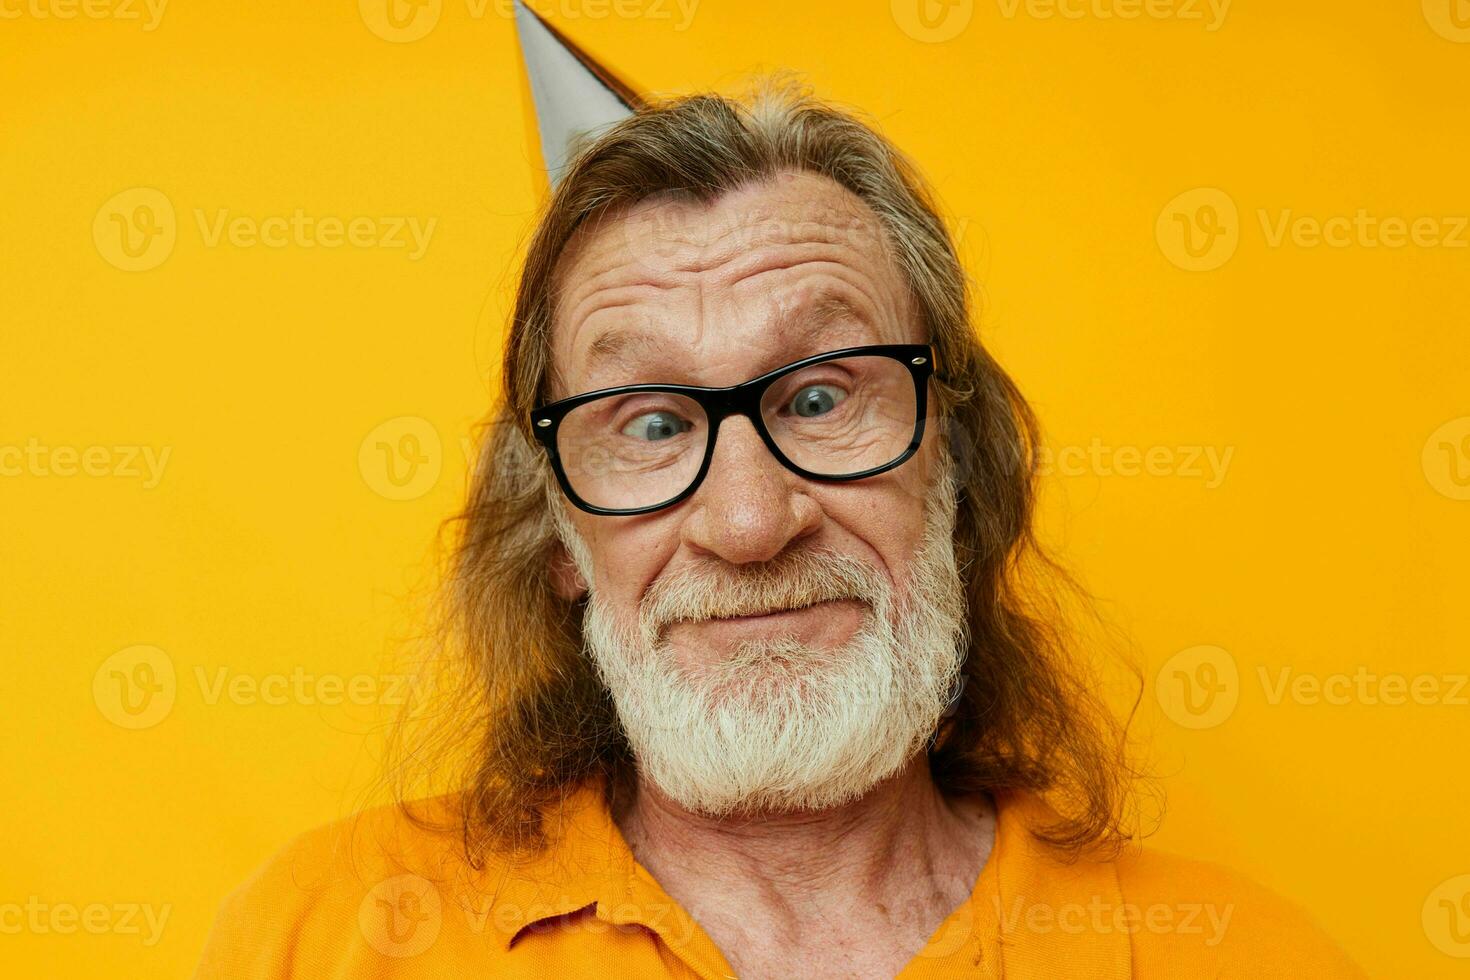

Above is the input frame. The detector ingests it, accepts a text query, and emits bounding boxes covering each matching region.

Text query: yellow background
[2,0,1467,976]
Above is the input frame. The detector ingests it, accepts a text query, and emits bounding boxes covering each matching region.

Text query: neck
[614,756,995,968]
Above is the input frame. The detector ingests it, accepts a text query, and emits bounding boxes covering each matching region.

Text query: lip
[709,601,837,624]
[666,598,867,647]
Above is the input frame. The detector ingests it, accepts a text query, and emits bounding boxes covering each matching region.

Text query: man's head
[404,77,1129,857]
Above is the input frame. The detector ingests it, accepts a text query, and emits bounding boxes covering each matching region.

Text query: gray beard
[556,454,968,817]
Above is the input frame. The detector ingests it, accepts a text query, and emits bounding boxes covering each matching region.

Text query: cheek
[811,484,925,591]
[874,432,938,517]
[830,440,940,580]
[586,523,672,613]
[874,492,929,572]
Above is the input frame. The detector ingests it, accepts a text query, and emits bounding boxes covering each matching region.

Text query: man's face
[548,171,940,648]
[545,171,966,814]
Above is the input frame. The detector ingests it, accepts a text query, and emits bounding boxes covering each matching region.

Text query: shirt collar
[981,789,1133,978]
[487,781,1131,979]
[483,780,623,948]
[483,779,734,977]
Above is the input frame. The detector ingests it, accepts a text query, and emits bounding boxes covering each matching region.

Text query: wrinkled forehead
[545,171,918,399]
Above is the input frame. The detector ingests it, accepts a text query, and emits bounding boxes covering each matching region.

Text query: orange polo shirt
[195,783,1364,978]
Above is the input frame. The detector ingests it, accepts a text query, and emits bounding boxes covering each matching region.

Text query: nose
[680,415,822,565]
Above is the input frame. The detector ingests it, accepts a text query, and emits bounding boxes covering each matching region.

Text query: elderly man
[196,81,1363,979]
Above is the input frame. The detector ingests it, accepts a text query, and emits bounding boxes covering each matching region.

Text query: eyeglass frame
[529,343,937,516]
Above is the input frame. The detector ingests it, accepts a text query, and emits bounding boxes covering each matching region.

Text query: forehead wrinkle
[549,180,913,397]
[726,246,908,340]
[552,273,681,398]
[731,253,908,350]
[567,286,881,398]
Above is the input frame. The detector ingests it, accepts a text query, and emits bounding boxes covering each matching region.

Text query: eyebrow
[584,329,667,376]
[771,292,874,345]
[578,292,876,387]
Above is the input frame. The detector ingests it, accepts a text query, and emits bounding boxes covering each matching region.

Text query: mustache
[638,547,887,635]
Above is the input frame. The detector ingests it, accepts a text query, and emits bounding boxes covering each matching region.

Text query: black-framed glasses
[530,343,935,516]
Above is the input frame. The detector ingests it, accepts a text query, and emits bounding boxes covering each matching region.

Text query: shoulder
[193,795,511,979]
[1110,843,1367,979]
[987,790,1365,978]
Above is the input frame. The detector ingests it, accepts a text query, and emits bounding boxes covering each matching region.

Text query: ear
[548,540,589,601]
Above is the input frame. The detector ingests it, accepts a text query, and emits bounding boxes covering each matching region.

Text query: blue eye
[790,385,846,418]
[622,411,692,442]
